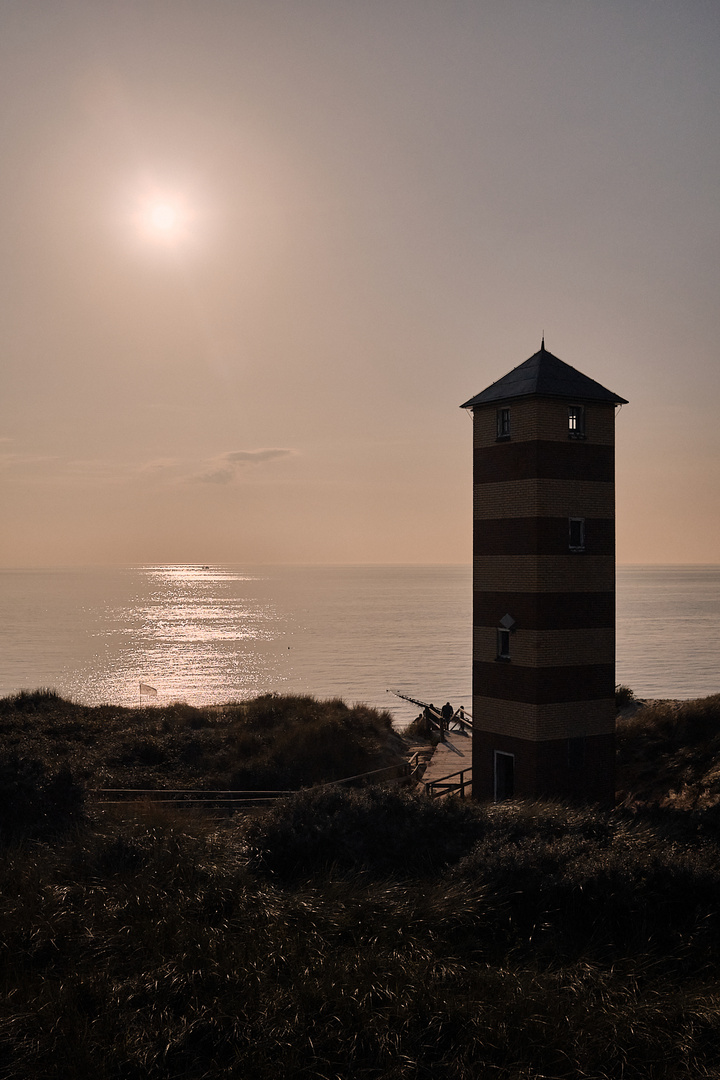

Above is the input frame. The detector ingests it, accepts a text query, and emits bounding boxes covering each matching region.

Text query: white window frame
[569,517,585,552]
[496,628,511,659]
[496,407,511,439]
[568,404,585,438]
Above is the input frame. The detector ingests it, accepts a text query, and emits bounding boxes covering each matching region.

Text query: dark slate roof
[460,345,628,408]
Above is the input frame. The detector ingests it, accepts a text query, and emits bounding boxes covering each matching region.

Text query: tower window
[496,408,511,440]
[569,518,585,551]
[568,405,585,438]
[496,628,511,659]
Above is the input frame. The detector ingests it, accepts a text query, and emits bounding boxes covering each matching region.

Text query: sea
[0,564,718,728]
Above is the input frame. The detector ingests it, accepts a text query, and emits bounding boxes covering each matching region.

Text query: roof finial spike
[541,331,545,351]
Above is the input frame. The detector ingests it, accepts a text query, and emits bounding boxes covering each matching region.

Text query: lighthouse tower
[460,343,627,805]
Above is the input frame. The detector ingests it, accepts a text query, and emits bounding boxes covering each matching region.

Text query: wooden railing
[91,788,286,807]
[90,762,413,807]
[387,690,472,736]
[419,709,472,739]
[424,767,472,800]
[91,757,467,806]
[451,712,472,735]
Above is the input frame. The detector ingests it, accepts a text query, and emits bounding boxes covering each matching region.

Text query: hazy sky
[1,0,718,566]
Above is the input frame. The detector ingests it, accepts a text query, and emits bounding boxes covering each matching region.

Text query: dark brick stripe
[474,517,615,556]
[473,662,615,703]
[472,730,615,804]
[473,590,614,630]
[474,441,614,483]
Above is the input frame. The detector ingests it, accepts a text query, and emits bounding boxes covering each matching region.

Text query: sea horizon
[1,564,719,723]
[2,558,716,575]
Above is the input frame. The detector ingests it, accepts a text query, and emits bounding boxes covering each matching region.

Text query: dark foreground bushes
[0,752,84,844]
[4,690,720,1078]
[451,800,720,964]
[3,791,720,1078]
[246,785,487,880]
[250,788,720,964]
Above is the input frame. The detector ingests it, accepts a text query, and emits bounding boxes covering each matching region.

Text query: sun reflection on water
[1,565,475,726]
[74,565,289,706]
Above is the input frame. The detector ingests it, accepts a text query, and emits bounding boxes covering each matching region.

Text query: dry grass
[3,792,720,1077]
[617,694,720,808]
[3,691,720,1076]
[0,690,404,795]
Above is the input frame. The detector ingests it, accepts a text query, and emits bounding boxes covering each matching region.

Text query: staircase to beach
[418,721,472,799]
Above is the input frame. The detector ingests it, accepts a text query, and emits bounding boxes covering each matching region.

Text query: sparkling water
[0,564,718,728]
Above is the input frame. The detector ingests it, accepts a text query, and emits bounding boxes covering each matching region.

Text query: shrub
[615,684,635,707]
[617,695,720,808]
[246,785,489,880]
[0,687,75,716]
[4,794,720,1076]
[0,753,85,844]
[0,691,404,794]
[121,737,168,766]
[403,711,437,741]
[452,802,720,962]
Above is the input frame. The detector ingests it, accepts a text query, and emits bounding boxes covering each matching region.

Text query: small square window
[568,405,585,439]
[496,628,511,659]
[569,518,585,551]
[496,408,511,440]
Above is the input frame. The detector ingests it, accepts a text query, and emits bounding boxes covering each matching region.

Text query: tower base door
[494,751,515,801]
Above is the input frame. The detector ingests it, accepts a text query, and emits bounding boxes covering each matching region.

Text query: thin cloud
[199,468,234,485]
[193,448,296,484]
[225,449,294,465]
[137,458,182,475]
[0,451,59,472]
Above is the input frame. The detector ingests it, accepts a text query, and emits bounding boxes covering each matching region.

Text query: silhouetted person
[441,701,453,732]
[425,704,442,740]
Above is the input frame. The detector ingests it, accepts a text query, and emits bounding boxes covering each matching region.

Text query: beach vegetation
[402,709,439,741]
[0,752,85,845]
[0,690,402,793]
[3,690,720,1075]
[617,693,720,808]
[3,789,720,1077]
[615,682,635,707]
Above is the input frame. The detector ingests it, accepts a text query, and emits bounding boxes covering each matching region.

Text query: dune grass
[3,690,720,1076]
[0,689,403,795]
[3,791,720,1077]
[617,693,720,808]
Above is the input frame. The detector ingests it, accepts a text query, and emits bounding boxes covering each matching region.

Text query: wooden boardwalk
[420,724,472,798]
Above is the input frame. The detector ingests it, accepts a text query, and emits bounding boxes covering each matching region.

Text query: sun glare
[148,203,178,232]
[141,198,186,242]
[122,176,212,256]
[130,189,191,248]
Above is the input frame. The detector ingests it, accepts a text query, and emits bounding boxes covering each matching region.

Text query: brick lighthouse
[460,342,627,805]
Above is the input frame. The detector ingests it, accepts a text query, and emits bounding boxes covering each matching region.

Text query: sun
[141,198,186,242]
[122,177,206,256]
[147,203,178,233]
[130,190,191,247]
